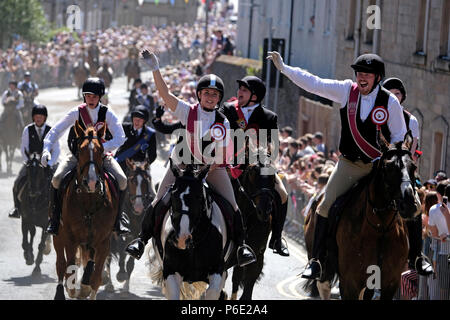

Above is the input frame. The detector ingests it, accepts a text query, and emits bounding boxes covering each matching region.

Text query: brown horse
[96,64,113,92]
[53,122,118,300]
[0,103,23,174]
[72,60,90,100]
[304,131,417,300]
[125,59,140,91]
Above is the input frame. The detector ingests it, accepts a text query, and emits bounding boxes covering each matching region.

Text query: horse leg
[32,229,47,277]
[116,242,128,283]
[103,254,114,293]
[122,256,135,293]
[231,266,243,300]
[53,235,67,300]
[21,220,31,265]
[64,242,79,299]
[165,273,183,300]
[87,239,111,300]
[43,234,52,255]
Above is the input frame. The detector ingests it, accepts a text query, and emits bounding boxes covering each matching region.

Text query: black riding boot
[234,209,257,267]
[113,190,131,235]
[126,203,156,260]
[407,215,434,276]
[269,201,289,256]
[46,186,61,235]
[302,214,328,280]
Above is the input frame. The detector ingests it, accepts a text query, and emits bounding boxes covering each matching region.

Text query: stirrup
[237,244,257,267]
[300,258,323,280]
[414,255,434,275]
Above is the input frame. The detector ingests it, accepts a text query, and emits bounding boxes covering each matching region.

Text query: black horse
[228,163,279,300]
[148,163,234,300]
[18,152,53,276]
[104,160,155,294]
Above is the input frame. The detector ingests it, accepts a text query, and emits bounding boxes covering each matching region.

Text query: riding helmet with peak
[196,74,225,103]
[131,105,149,123]
[82,77,105,97]
[351,53,385,79]
[32,104,48,118]
[383,77,407,103]
[237,76,266,104]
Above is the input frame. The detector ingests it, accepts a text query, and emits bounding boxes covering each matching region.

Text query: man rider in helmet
[267,51,416,280]
[8,104,60,219]
[42,77,130,236]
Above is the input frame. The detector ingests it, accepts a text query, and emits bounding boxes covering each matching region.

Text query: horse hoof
[25,252,34,266]
[43,237,52,255]
[116,271,128,283]
[67,288,77,299]
[32,266,41,278]
[54,284,66,300]
[104,283,115,293]
[230,292,237,300]
[78,284,92,299]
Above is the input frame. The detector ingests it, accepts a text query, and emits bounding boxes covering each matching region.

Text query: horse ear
[74,120,84,138]
[126,158,134,170]
[402,130,413,151]
[97,123,107,139]
[377,131,390,154]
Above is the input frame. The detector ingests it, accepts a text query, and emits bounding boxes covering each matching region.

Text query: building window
[430,116,449,178]
[309,0,316,31]
[324,0,332,35]
[346,0,357,40]
[364,0,376,44]
[416,0,430,55]
[439,0,450,58]
[432,132,444,175]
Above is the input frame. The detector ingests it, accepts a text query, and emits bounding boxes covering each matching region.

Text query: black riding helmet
[351,53,385,93]
[32,104,48,118]
[383,77,406,103]
[82,77,105,97]
[196,74,225,104]
[236,76,266,106]
[131,105,149,123]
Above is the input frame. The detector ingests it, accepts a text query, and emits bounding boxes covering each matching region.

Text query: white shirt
[173,100,230,147]
[2,89,24,109]
[428,203,450,238]
[241,103,259,123]
[406,109,420,140]
[43,104,126,154]
[21,123,60,166]
[281,65,407,144]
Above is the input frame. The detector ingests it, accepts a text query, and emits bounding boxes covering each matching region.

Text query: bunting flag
[170,0,175,5]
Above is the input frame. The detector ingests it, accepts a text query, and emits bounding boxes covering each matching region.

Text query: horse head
[168,161,210,250]
[126,158,152,216]
[375,130,417,220]
[74,120,106,194]
[24,151,46,198]
[242,163,276,223]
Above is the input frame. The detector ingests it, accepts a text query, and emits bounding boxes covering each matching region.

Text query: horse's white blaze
[88,141,97,192]
[180,187,190,211]
[177,214,191,249]
[400,165,413,198]
[134,175,144,213]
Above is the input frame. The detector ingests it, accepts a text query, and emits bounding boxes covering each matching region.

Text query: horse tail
[146,241,164,287]
[180,282,208,300]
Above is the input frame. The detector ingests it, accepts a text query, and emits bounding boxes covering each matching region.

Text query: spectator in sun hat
[434,170,447,183]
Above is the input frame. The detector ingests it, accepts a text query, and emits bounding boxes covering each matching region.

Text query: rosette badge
[210,123,226,141]
[371,106,389,127]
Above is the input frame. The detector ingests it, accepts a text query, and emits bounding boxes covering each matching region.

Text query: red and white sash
[78,103,106,143]
[347,83,381,160]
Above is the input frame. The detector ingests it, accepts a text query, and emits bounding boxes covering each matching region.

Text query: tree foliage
[0,0,50,48]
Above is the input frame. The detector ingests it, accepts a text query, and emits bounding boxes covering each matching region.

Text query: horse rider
[18,71,39,107]
[128,41,140,61]
[129,78,142,111]
[1,80,25,128]
[219,76,290,257]
[8,104,60,219]
[41,77,130,236]
[382,77,434,276]
[115,105,157,174]
[126,50,257,267]
[135,83,155,117]
[267,51,416,280]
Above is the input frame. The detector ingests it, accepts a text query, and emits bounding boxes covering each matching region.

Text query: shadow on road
[96,288,161,300]
[4,273,56,286]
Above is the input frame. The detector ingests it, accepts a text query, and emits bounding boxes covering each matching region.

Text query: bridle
[75,134,105,196]
[128,166,153,213]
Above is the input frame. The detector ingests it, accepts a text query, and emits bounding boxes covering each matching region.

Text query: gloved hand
[141,50,159,71]
[41,150,51,167]
[266,51,285,72]
[154,105,165,119]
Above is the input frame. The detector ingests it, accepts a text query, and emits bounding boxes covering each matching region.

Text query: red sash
[347,83,381,159]
[234,101,248,129]
[78,104,106,143]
